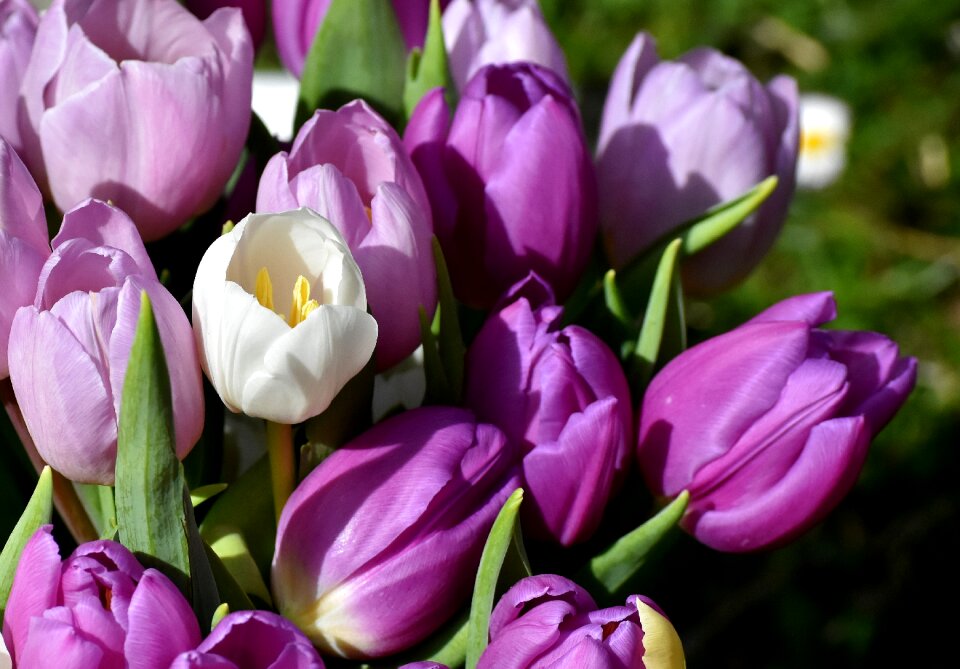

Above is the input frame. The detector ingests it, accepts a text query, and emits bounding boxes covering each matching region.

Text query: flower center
[255,267,320,327]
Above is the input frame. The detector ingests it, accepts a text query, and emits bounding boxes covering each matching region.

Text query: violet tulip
[16,0,252,241]
[272,406,521,659]
[442,0,569,92]
[273,0,447,77]
[405,64,597,308]
[8,200,204,484]
[186,0,267,49]
[0,138,47,379]
[597,32,799,294]
[169,611,325,668]
[637,292,917,552]
[465,276,632,545]
[477,574,685,669]
[257,101,436,370]
[2,526,201,669]
[0,0,36,151]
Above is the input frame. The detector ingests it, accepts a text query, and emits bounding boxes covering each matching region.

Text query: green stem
[266,421,294,523]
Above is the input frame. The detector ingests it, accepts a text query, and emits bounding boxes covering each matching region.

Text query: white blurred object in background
[796,93,852,189]
[252,69,299,142]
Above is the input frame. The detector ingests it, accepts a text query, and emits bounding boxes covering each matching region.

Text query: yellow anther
[255,267,274,311]
[289,275,319,327]
[364,206,373,223]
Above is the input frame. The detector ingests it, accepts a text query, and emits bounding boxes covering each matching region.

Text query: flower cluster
[0,1,918,668]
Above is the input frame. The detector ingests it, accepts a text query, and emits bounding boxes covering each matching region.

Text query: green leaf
[433,237,465,404]
[297,0,406,127]
[633,239,684,387]
[580,491,689,599]
[0,466,52,618]
[115,292,191,584]
[466,488,528,669]
[190,483,228,508]
[678,175,778,257]
[211,602,230,631]
[204,542,258,611]
[420,305,450,403]
[404,0,455,120]
[603,269,633,329]
[206,531,272,606]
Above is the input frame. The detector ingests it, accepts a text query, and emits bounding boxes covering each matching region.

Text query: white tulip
[192,209,378,424]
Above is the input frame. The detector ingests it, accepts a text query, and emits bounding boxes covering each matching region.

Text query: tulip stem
[266,421,295,522]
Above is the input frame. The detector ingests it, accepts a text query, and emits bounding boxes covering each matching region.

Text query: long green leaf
[634,239,684,386]
[433,237,465,404]
[404,0,455,120]
[297,0,406,126]
[0,466,52,618]
[466,489,528,669]
[679,175,779,256]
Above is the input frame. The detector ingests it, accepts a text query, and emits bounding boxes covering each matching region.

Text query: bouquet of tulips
[0,0,917,667]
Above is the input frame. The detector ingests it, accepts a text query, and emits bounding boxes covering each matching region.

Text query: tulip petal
[196,611,323,668]
[284,163,369,249]
[125,570,201,669]
[255,154,301,215]
[0,139,46,254]
[36,240,143,308]
[169,652,239,669]
[54,200,157,281]
[0,232,46,378]
[2,526,60,661]
[748,291,837,327]
[18,614,106,669]
[598,32,660,151]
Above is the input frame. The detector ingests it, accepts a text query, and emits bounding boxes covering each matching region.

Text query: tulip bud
[405,64,597,308]
[169,611,325,668]
[192,208,378,424]
[8,200,204,484]
[477,574,685,669]
[272,406,521,659]
[637,292,917,552]
[597,32,799,294]
[2,526,201,669]
[0,0,37,152]
[257,101,436,370]
[0,138,47,379]
[17,0,253,240]
[465,276,632,545]
[442,0,569,92]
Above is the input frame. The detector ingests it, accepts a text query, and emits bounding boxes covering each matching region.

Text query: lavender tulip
[477,574,685,669]
[637,292,917,552]
[0,0,37,151]
[0,138,47,379]
[405,64,597,307]
[8,200,204,484]
[465,276,632,545]
[2,526,201,669]
[273,0,448,77]
[257,101,436,370]
[16,0,252,241]
[443,0,569,92]
[186,0,267,49]
[272,406,521,659]
[169,611,325,668]
[597,32,799,294]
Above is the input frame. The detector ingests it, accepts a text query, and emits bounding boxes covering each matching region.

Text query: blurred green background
[541,0,959,666]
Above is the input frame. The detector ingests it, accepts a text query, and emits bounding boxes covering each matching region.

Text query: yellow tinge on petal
[636,598,686,669]
[289,275,320,327]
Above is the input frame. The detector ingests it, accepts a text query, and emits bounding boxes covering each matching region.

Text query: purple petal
[747,291,837,327]
[198,611,323,668]
[36,239,142,309]
[597,32,660,152]
[0,138,46,253]
[2,526,61,662]
[125,570,200,669]
[54,199,157,281]
[17,613,106,669]
[169,651,239,669]
[0,232,46,378]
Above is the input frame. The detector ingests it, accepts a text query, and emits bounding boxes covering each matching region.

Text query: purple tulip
[16,0,252,241]
[404,64,597,308]
[637,292,917,552]
[442,0,569,92]
[0,138,47,379]
[465,276,632,545]
[273,0,449,78]
[477,574,685,668]
[399,664,449,669]
[597,32,799,294]
[0,0,37,151]
[169,611,325,668]
[257,101,436,370]
[186,0,267,49]
[8,199,204,484]
[272,406,521,659]
[2,526,201,669]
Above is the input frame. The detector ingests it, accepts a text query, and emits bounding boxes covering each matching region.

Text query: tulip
[16,0,252,240]
[442,0,569,92]
[2,526,201,668]
[465,275,632,545]
[169,611,325,668]
[404,64,597,307]
[272,406,521,658]
[186,0,266,49]
[257,101,436,370]
[192,208,377,424]
[637,292,917,552]
[477,574,685,669]
[8,200,204,484]
[0,138,47,379]
[273,0,448,78]
[0,0,37,151]
[597,32,799,294]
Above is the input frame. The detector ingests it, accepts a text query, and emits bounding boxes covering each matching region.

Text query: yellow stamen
[364,206,373,223]
[800,130,832,155]
[255,267,274,311]
[288,275,320,327]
